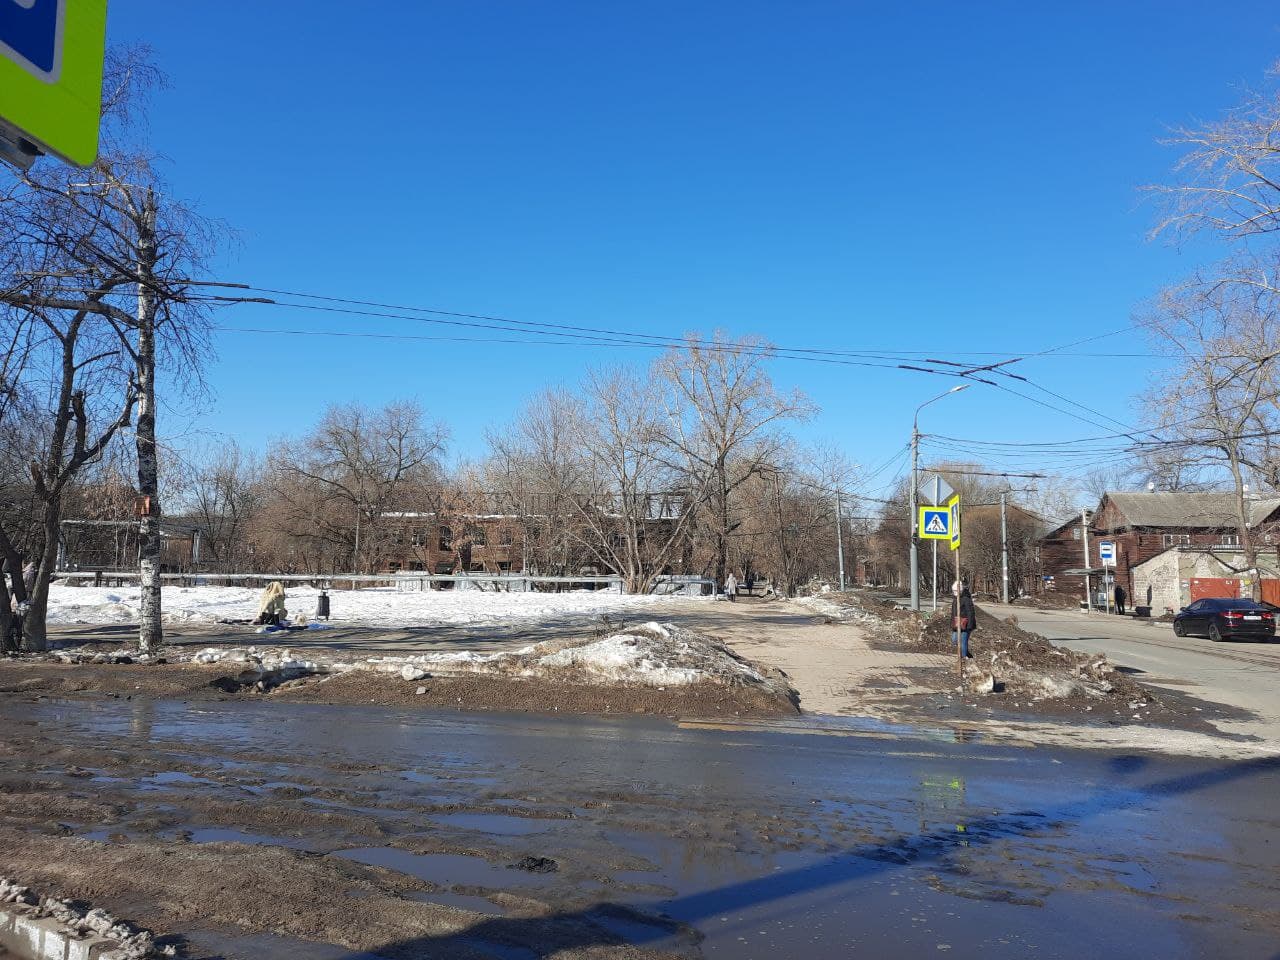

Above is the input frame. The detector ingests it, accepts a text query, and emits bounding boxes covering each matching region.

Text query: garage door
[1189,577,1246,601]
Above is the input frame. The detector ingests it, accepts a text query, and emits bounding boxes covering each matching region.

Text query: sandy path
[691,599,952,715]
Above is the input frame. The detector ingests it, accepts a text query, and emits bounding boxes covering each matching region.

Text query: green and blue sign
[0,0,106,166]
[919,506,951,540]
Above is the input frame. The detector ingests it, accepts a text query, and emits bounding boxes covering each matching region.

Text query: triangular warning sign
[925,514,947,534]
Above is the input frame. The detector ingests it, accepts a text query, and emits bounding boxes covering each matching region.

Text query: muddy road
[1,698,1278,959]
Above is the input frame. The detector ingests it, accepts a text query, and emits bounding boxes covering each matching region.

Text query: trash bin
[316,589,330,621]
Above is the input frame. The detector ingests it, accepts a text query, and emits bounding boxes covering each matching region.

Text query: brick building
[1038,492,1280,600]
[378,512,527,576]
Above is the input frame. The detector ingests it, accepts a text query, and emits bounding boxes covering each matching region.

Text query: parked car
[1172,598,1276,641]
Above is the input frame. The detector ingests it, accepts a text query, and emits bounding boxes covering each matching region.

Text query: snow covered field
[44,583,701,628]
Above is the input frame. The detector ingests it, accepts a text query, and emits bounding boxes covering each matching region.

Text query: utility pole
[1000,490,1009,604]
[910,384,969,611]
[909,424,920,610]
[1081,508,1093,613]
[835,489,846,591]
[932,475,940,611]
[136,187,162,654]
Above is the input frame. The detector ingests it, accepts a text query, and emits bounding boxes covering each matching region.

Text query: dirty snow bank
[44,583,696,628]
[795,594,880,624]
[0,876,169,958]
[175,621,792,699]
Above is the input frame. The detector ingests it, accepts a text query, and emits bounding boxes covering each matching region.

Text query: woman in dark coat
[950,580,977,659]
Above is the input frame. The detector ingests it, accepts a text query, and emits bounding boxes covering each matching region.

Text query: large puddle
[4,697,1279,959]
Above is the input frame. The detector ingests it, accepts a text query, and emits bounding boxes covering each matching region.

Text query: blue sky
[105,1,1280,495]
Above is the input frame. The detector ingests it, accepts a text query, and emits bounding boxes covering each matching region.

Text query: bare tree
[1150,63,1280,244]
[656,333,814,586]
[181,442,264,572]
[1138,266,1280,597]
[272,401,447,575]
[569,367,697,592]
[0,49,219,652]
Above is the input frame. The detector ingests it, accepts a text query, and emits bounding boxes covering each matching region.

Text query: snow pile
[45,583,695,628]
[0,876,170,958]
[795,594,880,624]
[179,623,790,696]
[535,622,758,686]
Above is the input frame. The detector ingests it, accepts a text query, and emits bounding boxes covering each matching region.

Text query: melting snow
[44,583,698,628]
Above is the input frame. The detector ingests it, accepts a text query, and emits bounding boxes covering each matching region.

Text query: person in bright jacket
[950,580,977,659]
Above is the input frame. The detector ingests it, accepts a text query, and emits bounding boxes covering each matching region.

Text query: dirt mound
[2,622,801,720]
[914,605,1182,719]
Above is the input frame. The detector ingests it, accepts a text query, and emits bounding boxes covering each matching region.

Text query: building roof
[1103,492,1280,530]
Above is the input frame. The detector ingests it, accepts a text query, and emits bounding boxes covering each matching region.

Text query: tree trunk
[22,497,62,652]
[136,189,163,654]
[0,526,27,604]
[0,571,11,654]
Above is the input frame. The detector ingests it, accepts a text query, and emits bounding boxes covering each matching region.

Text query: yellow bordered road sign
[918,506,950,540]
[948,494,961,551]
[0,0,107,167]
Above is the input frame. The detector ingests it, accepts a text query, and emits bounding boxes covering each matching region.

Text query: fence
[53,570,630,593]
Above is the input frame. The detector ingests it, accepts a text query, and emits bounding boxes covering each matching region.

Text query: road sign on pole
[948,494,961,552]
[0,0,107,168]
[919,507,951,540]
[918,474,954,507]
[1098,540,1116,567]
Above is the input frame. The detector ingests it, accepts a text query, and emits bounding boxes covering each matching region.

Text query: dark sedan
[1173,598,1276,641]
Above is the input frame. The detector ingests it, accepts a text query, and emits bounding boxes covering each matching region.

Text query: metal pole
[835,489,846,591]
[1001,491,1009,604]
[955,523,963,677]
[1082,508,1093,612]
[909,424,919,610]
[932,475,940,611]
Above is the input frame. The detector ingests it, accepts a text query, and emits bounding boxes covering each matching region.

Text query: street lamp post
[910,385,970,611]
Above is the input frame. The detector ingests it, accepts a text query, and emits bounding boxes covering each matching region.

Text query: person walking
[725,572,738,602]
[950,580,977,659]
[1114,584,1127,616]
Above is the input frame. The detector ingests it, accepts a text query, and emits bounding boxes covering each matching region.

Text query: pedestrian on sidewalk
[950,580,977,659]
[1114,584,1127,616]
[725,572,738,602]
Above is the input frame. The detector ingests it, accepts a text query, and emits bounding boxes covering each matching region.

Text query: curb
[0,905,120,960]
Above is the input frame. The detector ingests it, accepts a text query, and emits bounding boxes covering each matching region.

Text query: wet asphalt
[5,697,1280,959]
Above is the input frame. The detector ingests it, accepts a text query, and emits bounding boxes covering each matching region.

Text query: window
[435,561,454,575]
[409,561,424,571]
[1071,528,1081,540]
[496,525,513,547]
[468,561,485,572]
[467,524,487,547]
[1220,534,1241,546]
[1163,534,1191,547]
[438,525,452,551]
[388,561,401,573]
[410,527,426,547]
[498,561,511,573]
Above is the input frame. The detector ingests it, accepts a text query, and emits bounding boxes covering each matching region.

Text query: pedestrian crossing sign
[919,506,950,540]
[0,0,107,168]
